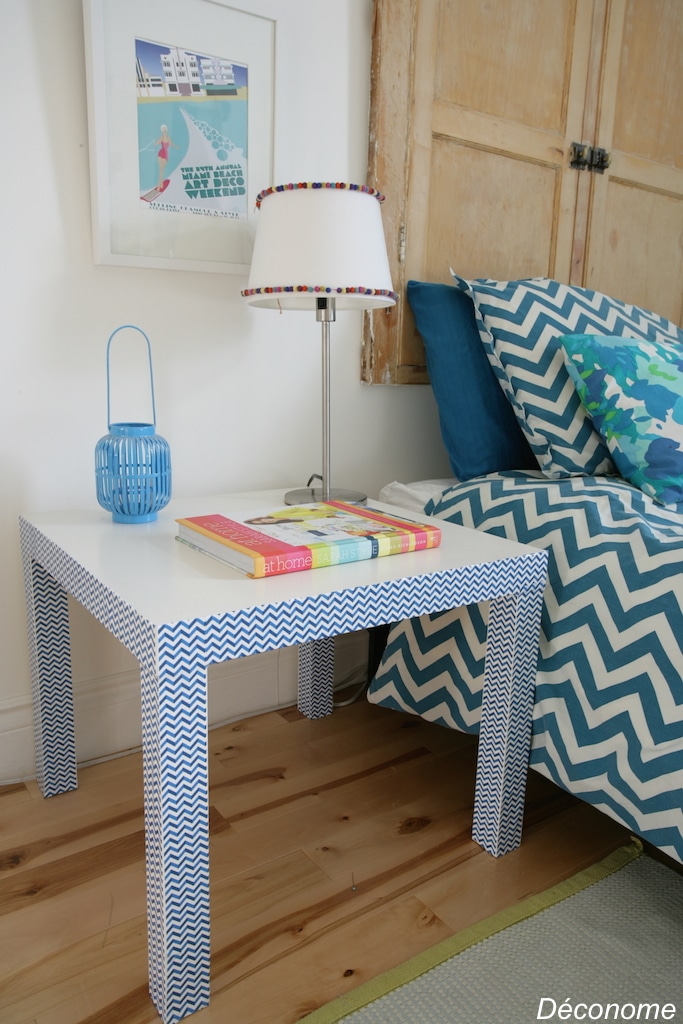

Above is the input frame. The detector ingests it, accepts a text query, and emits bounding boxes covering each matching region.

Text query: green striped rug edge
[299,840,642,1024]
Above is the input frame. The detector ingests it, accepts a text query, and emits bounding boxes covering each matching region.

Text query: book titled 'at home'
[176,501,441,578]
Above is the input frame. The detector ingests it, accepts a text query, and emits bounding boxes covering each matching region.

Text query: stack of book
[176,500,441,578]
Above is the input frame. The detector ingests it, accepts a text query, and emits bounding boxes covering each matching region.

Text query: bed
[368,274,683,864]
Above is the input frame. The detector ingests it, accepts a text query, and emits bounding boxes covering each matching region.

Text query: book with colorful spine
[176,501,441,578]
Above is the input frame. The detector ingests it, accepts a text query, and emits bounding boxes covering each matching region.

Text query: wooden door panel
[611,0,683,168]
[364,0,594,384]
[584,0,683,324]
[587,180,683,324]
[434,0,575,133]
[396,139,562,370]
[428,139,559,282]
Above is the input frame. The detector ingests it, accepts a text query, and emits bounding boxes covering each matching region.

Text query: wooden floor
[0,690,631,1024]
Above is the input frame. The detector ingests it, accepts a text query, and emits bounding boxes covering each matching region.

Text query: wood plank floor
[0,690,631,1024]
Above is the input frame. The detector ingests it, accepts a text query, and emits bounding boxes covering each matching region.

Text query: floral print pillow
[559,333,683,510]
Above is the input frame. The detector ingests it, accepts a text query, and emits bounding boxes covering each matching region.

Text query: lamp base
[285,485,367,506]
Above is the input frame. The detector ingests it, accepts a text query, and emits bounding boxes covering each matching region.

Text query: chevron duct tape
[19,520,210,1023]
[473,586,545,855]
[153,556,547,671]
[141,659,211,1021]
[21,553,77,798]
[298,637,335,718]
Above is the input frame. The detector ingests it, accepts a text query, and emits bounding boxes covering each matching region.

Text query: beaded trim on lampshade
[241,284,397,300]
[254,181,386,209]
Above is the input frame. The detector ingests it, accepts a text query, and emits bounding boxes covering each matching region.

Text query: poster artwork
[135,37,248,219]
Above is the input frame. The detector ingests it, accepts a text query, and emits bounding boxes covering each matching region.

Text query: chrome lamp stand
[285,297,367,506]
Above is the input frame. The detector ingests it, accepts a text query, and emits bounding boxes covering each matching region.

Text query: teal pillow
[560,333,683,509]
[407,280,535,480]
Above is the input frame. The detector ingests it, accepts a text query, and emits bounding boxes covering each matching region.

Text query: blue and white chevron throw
[368,472,683,864]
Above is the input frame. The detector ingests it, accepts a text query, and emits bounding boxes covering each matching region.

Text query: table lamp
[241,181,397,504]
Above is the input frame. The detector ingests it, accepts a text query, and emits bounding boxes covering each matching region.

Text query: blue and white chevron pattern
[474,585,545,853]
[20,553,77,797]
[141,655,211,1022]
[19,518,209,1024]
[298,637,335,718]
[19,512,547,1020]
[368,472,683,864]
[452,275,683,478]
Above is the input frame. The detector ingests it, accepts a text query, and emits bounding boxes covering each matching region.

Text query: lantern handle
[105,325,157,429]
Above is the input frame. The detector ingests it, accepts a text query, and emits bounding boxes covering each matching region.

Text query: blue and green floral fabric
[560,334,683,509]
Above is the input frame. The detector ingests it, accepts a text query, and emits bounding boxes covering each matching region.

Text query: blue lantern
[95,325,172,523]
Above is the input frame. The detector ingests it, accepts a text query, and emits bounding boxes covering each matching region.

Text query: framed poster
[83,0,275,273]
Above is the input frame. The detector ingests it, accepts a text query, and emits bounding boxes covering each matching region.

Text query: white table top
[21,489,541,627]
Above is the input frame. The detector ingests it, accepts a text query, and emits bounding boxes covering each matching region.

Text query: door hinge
[569,142,612,174]
[398,223,406,263]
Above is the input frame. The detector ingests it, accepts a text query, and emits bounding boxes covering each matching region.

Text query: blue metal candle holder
[95,325,172,524]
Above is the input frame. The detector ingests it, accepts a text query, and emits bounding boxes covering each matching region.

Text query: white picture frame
[82,0,275,273]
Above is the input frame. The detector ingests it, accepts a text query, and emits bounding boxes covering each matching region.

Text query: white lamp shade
[241,183,397,310]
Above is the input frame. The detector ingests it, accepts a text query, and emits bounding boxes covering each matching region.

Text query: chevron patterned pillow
[451,274,683,478]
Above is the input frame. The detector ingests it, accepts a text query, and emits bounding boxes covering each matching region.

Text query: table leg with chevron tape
[141,652,212,1024]
[21,554,77,799]
[473,584,546,856]
[298,637,335,718]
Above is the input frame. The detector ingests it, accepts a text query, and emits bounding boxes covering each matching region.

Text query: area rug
[301,843,683,1023]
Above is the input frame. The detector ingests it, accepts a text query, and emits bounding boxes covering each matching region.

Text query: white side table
[19,490,547,1024]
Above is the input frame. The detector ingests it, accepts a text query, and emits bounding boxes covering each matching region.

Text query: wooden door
[363,0,683,385]
[583,0,683,325]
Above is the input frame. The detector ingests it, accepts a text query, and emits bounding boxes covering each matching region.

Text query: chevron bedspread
[367,472,683,864]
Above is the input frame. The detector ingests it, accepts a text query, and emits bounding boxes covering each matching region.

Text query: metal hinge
[569,142,612,174]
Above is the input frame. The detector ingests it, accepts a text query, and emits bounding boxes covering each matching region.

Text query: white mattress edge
[378,478,458,513]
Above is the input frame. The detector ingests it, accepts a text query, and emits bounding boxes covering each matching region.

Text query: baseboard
[0,631,369,784]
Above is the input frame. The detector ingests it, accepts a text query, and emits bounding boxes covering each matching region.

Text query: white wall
[0,0,450,783]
